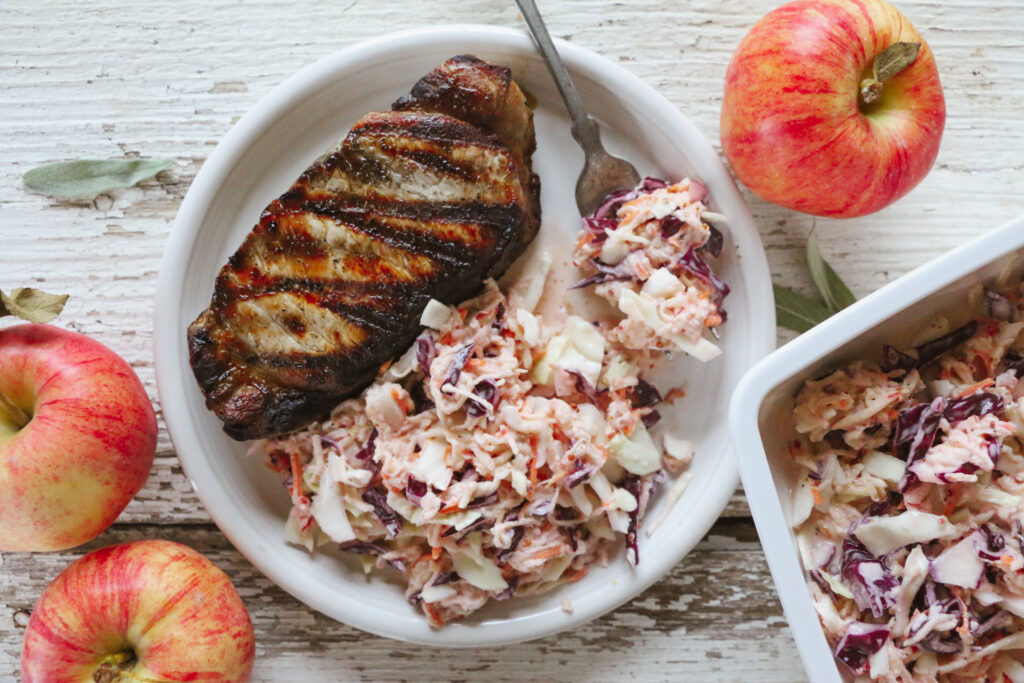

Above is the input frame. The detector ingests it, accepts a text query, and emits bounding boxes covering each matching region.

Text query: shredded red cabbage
[628,378,662,408]
[623,474,643,566]
[406,476,427,506]
[810,569,840,602]
[441,517,493,540]
[466,492,498,509]
[495,575,520,601]
[700,224,724,258]
[568,257,633,290]
[985,289,1013,320]
[441,343,475,388]
[835,622,890,673]
[338,540,385,556]
[464,380,498,417]
[881,344,918,373]
[564,461,594,489]
[354,428,377,462]
[916,321,979,366]
[496,503,526,565]
[641,410,661,428]
[882,321,979,372]
[899,397,946,492]
[841,538,898,618]
[944,392,1004,424]
[893,403,929,446]
[416,334,437,374]
[361,487,402,538]
[677,247,730,320]
[431,571,459,586]
[660,214,682,239]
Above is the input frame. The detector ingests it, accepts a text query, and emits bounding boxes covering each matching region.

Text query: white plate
[155,24,774,647]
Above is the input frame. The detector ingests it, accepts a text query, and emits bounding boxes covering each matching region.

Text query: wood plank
[3,0,1024,678]
[0,519,807,682]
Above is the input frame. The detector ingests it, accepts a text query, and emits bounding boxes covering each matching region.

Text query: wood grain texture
[1,0,1023,679]
[0,521,803,682]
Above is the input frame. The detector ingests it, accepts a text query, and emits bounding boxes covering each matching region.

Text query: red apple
[721,0,946,218]
[21,539,255,682]
[0,324,157,551]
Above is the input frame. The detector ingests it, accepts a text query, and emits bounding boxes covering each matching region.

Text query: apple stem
[859,78,883,105]
[0,388,29,429]
[859,41,921,108]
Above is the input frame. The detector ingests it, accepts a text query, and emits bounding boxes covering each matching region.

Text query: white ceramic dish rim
[154,24,774,646]
[729,212,1024,682]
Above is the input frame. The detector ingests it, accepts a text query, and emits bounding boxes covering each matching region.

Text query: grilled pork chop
[188,55,540,440]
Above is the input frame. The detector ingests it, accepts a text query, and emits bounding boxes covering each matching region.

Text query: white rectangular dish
[729,212,1024,681]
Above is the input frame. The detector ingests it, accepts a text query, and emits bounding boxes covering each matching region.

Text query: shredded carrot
[527,436,540,492]
[439,504,460,514]
[431,546,443,561]
[1001,554,1015,568]
[424,604,443,627]
[954,590,971,635]
[974,350,994,377]
[942,495,959,519]
[811,487,823,506]
[566,567,589,583]
[532,546,564,561]
[663,388,687,403]
[955,377,995,398]
[289,453,303,499]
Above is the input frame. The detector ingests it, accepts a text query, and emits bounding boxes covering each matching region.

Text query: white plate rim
[154,23,775,647]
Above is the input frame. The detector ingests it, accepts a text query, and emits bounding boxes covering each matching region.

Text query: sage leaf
[0,288,70,323]
[23,158,174,198]
[806,233,857,312]
[774,285,835,334]
[873,42,921,82]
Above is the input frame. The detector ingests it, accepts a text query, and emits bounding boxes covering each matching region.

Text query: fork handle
[514,0,602,151]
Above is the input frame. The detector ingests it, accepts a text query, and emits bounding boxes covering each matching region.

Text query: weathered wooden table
[3,0,1023,680]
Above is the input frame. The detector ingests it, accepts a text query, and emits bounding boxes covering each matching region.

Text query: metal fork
[515,0,641,216]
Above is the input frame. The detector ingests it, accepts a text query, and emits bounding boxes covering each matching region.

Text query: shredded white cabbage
[789,296,1024,680]
[572,177,728,360]
[256,176,730,628]
[255,257,697,626]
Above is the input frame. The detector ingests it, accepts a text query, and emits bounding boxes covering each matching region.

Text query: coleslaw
[789,285,1024,680]
[254,175,729,626]
[256,270,689,625]
[572,176,729,362]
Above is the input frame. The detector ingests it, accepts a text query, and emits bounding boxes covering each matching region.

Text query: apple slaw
[256,271,699,625]
[789,285,1024,681]
[254,175,730,626]
[572,176,729,362]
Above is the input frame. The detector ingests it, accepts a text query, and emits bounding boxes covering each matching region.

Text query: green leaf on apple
[861,41,922,105]
[0,288,69,323]
[773,285,836,333]
[873,42,921,83]
[806,233,857,312]
[23,158,174,199]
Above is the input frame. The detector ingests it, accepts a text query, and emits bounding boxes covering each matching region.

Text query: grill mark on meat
[187,55,540,439]
[233,277,425,341]
[272,198,498,269]
[349,111,503,150]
